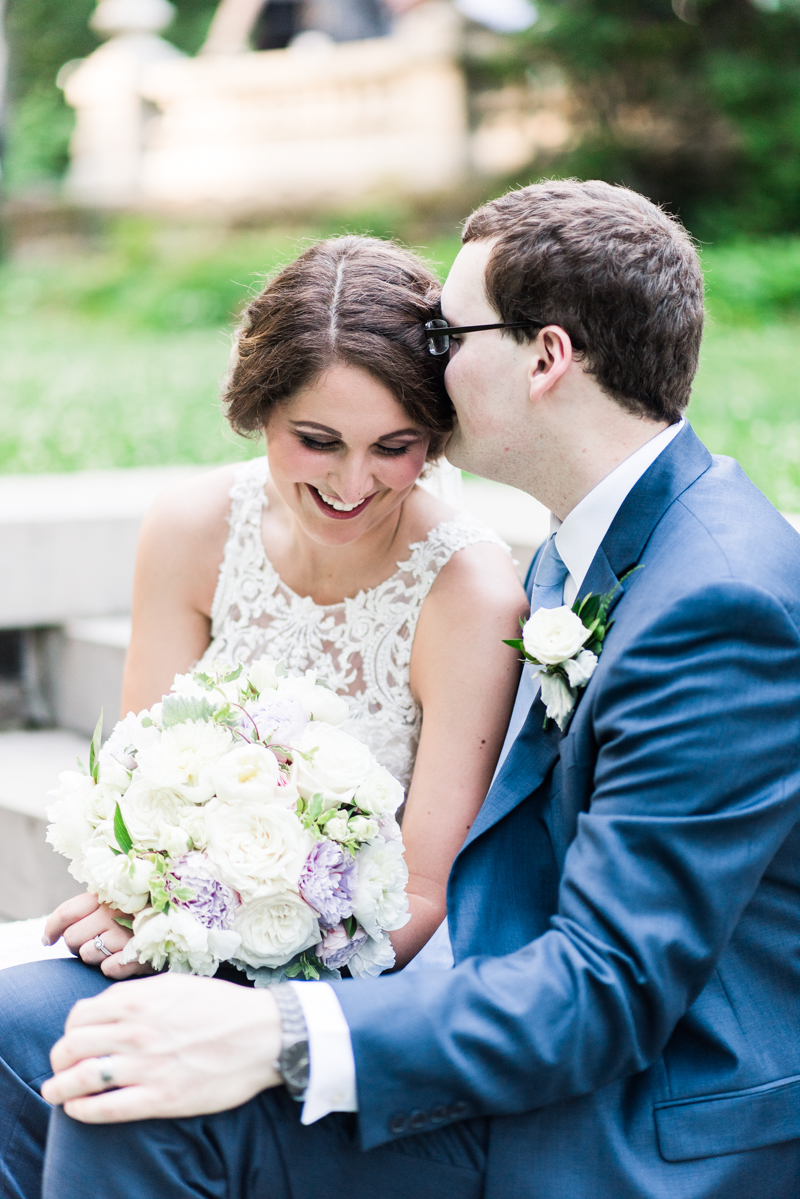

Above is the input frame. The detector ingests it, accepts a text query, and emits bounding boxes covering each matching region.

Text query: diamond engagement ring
[93,935,113,958]
[96,1056,115,1086]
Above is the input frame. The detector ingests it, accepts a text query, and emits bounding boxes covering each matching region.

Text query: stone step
[0,729,88,919]
[51,616,132,738]
[0,464,208,629]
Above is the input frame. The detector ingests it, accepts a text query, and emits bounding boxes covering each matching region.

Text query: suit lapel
[460,423,713,852]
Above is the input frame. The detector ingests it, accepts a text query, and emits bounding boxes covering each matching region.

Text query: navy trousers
[0,959,488,1199]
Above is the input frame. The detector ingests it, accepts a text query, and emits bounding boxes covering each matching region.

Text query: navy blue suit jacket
[334,425,800,1198]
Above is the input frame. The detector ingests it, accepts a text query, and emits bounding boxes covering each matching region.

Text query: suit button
[430,1104,449,1124]
[388,1114,406,1136]
[451,1100,468,1118]
[408,1109,427,1131]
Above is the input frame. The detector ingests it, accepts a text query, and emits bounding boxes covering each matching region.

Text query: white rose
[324,811,351,842]
[96,756,131,792]
[354,766,404,817]
[180,803,211,851]
[84,782,122,828]
[539,671,576,730]
[119,776,187,849]
[82,841,154,913]
[136,720,232,804]
[204,798,311,900]
[563,647,598,689]
[247,658,285,693]
[348,930,397,978]
[121,906,241,976]
[101,709,161,769]
[232,891,320,969]
[292,722,375,806]
[348,815,379,842]
[281,672,349,726]
[522,605,591,666]
[211,743,281,806]
[353,836,410,938]
[46,771,97,867]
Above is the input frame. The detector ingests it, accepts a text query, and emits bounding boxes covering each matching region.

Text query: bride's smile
[264,362,431,559]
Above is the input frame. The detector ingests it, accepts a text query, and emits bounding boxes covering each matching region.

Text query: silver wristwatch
[270,983,310,1101]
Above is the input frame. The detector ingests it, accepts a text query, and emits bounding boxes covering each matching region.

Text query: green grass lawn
[1,220,798,508]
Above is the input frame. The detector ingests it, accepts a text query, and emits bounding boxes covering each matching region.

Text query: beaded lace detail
[198,458,508,790]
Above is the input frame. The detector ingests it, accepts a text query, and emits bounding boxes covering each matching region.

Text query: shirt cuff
[289,980,358,1124]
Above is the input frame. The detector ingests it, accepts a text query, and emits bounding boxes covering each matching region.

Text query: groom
[14,180,800,1198]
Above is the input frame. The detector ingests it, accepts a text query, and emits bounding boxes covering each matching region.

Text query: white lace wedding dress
[0,458,506,972]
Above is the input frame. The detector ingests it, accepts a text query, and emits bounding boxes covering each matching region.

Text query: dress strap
[209,458,270,631]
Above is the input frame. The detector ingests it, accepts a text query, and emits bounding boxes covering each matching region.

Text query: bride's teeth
[318,490,363,512]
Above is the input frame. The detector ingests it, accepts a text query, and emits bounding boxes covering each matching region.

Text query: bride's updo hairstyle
[224,235,452,459]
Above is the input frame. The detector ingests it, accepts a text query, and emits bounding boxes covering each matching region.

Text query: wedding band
[96,1056,114,1086]
[93,935,113,958]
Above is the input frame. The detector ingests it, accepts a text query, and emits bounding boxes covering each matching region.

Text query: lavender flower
[243,694,308,746]
[166,852,239,930]
[316,922,368,970]
[299,840,356,928]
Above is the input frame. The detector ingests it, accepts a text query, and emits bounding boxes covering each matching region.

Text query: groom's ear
[527,326,573,403]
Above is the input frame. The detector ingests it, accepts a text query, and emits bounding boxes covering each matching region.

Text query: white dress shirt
[289,418,685,1124]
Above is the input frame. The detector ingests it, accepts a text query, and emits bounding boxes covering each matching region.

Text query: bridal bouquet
[46,659,409,982]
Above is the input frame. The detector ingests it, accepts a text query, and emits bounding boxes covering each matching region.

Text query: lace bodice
[198,458,508,791]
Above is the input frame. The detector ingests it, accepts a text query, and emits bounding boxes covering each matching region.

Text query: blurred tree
[3,0,217,191]
[499,0,800,237]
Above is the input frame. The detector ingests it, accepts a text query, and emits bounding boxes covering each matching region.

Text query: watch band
[271,983,310,1101]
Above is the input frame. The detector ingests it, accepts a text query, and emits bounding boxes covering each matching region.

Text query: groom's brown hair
[463,180,704,423]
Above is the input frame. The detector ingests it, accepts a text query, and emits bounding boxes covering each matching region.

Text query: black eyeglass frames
[424,318,546,357]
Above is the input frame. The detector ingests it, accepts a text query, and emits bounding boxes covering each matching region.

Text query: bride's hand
[44,893,156,980]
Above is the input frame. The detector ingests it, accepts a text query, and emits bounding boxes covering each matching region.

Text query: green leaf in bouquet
[114,915,134,930]
[76,756,87,774]
[343,915,358,938]
[308,793,324,821]
[140,716,154,728]
[220,663,243,684]
[114,802,134,855]
[161,695,217,727]
[194,671,216,691]
[89,710,103,783]
[286,951,322,981]
[170,885,195,903]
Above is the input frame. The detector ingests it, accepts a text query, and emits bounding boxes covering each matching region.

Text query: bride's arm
[121,466,236,715]
[392,541,529,968]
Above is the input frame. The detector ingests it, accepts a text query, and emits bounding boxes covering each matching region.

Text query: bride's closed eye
[297,433,411,458]
[298,434,339,452]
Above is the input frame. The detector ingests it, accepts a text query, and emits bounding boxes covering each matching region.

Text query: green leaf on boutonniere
[114,802,133,855]
[502,638,525,651]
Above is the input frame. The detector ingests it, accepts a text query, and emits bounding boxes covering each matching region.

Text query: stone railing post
[60,0,183,206]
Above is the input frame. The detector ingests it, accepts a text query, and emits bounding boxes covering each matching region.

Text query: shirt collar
[553,419,685,596]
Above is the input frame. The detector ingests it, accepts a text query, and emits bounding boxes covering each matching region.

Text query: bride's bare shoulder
[137,464,241,589]
[144,463,238,538]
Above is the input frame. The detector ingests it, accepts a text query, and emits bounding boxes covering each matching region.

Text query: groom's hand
[40,974,283,1123]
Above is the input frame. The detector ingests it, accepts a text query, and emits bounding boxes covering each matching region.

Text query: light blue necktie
[493,534,570,775]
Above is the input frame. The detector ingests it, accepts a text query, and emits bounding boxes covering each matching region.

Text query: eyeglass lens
[425,319,451,357]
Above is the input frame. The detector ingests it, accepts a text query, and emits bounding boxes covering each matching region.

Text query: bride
[26,235,528,978]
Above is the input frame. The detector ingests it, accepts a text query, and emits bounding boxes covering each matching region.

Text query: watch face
[281,1040,310,1093]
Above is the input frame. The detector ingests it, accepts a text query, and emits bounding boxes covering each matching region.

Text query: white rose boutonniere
[505,578,634,731]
